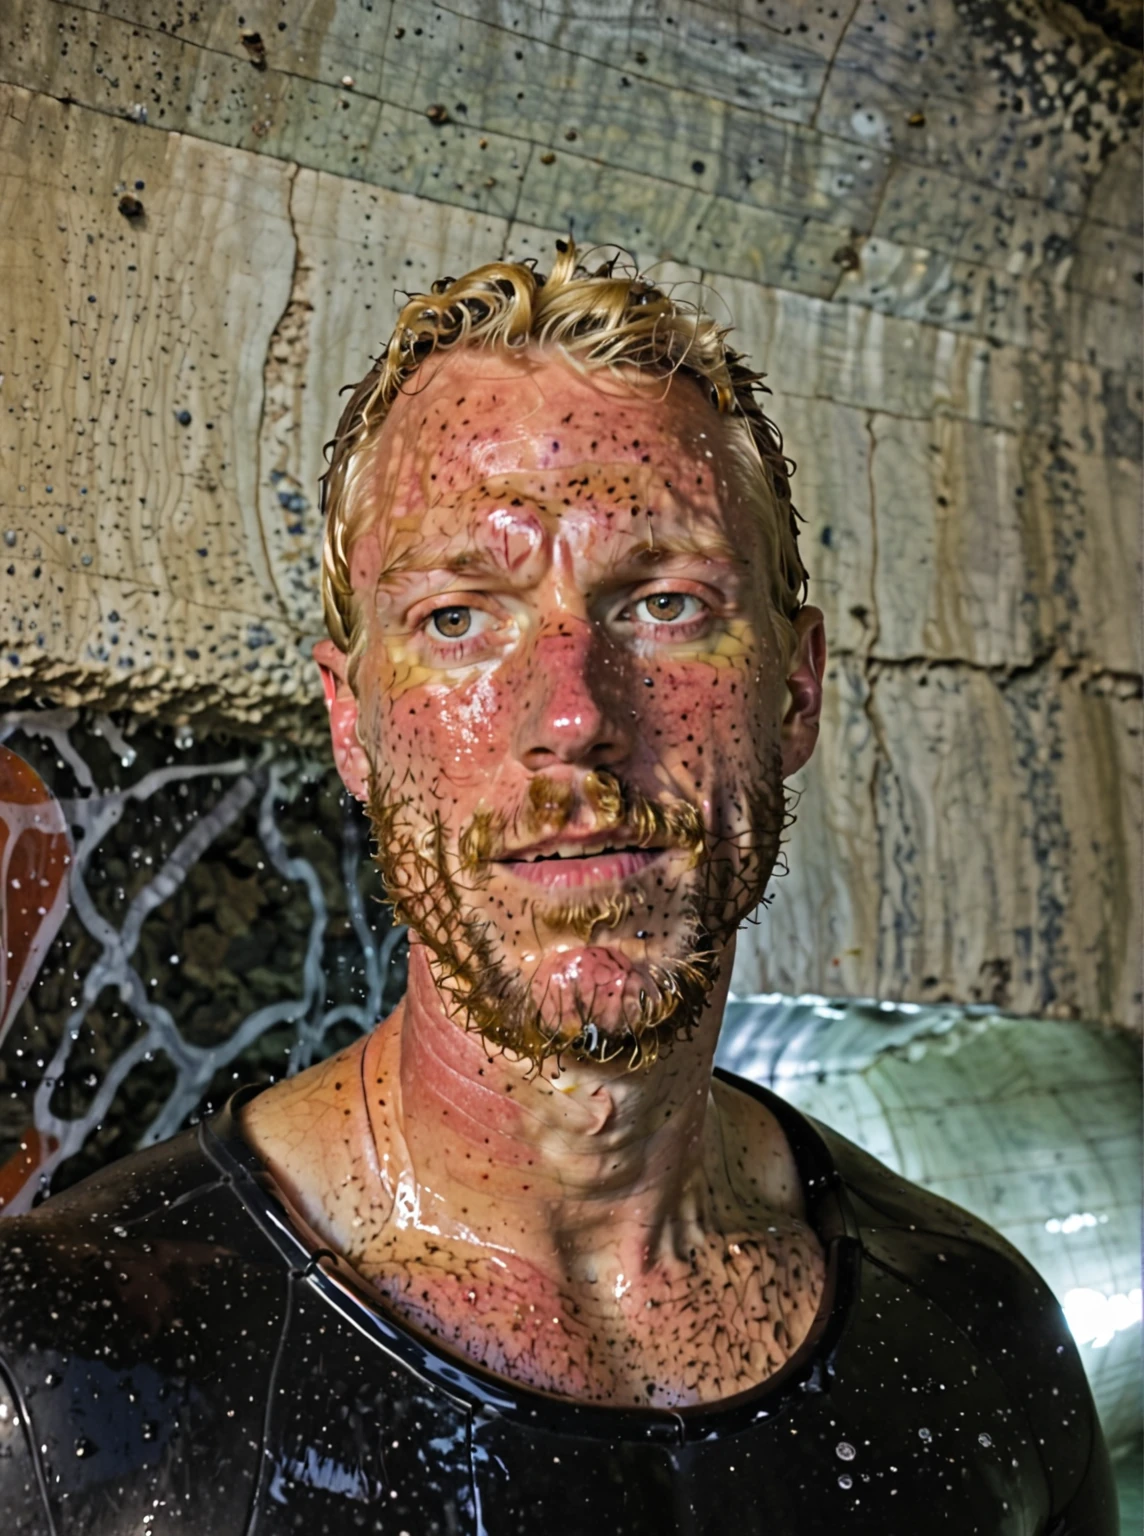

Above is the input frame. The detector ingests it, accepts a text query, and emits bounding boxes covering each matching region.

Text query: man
[0,244,1114,1532]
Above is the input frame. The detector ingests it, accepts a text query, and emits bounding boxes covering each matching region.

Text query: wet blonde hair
[320,240,807,661]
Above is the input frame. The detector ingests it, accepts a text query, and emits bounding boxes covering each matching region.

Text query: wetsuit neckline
[201,1069,861,1444]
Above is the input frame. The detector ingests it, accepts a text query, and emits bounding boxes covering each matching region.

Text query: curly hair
[320,239,807,662]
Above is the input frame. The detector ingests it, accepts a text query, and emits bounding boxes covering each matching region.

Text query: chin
[441,923,722,1070]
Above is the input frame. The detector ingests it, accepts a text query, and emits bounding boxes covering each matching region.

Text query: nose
[512,624,634,772]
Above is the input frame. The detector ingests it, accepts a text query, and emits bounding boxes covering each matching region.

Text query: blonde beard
[364,766,780,1070]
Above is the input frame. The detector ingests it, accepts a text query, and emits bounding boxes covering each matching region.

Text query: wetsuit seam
[0,1348,58,1536]
[114,1176,227,1228]
[841,1172,1016,1250]
[242,1268,296,1536]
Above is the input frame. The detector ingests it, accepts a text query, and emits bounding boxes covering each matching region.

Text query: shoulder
[0,1123,225,1292]
[0,1122,284,1351]
[0,1124,290,1535]
[808,1111,1116,1530]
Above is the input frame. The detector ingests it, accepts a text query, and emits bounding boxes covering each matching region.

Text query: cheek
[636,659,771,783]
[380,678,514,791]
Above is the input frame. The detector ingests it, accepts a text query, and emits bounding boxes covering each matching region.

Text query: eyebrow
[377,546,510,585]
[623,533,739,566]
[378,532,738,588]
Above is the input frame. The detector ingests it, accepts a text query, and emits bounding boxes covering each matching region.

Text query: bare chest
[354,1224,826,1408]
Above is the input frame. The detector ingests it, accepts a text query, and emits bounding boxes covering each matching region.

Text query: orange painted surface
[0,1126,59,1212]
[0,746,72,1211]
[1,743,72,1040]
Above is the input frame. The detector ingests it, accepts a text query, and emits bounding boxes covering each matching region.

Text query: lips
[495,843,666,890]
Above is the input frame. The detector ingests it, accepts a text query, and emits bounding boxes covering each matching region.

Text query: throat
[388,940,723,1232]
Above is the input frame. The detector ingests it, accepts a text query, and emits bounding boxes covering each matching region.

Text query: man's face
[323,349,821,1066]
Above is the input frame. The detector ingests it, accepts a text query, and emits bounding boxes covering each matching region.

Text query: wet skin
[243,349,828,1407]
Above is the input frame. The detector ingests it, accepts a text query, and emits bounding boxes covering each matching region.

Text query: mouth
[494,842,668,890]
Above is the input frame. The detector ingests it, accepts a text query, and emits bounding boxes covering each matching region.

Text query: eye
[421,604,502,650]
[633,592,705,624]
[429,605,475,639]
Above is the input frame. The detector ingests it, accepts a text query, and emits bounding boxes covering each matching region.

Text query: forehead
[352,349,751,570]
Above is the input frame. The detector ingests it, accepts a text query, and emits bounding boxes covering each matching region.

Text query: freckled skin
[243,348,828,1407]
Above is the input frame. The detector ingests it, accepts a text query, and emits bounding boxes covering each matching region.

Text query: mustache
[457,770,707,873]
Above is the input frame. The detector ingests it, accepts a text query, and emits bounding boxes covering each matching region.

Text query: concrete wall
[1,0,1139,1023]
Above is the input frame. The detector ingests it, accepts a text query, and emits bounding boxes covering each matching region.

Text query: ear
[314,638,370,802]
[780,606,826,779]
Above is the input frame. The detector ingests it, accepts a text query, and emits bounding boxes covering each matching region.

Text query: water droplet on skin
[835,1441,856,1461]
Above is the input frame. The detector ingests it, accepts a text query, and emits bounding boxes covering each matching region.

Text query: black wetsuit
[0,1074,1114,1535]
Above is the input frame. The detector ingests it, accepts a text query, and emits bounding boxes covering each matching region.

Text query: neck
[373,941,734,1271]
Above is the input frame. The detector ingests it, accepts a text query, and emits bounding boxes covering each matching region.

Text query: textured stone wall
[0,0,1139,1022]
